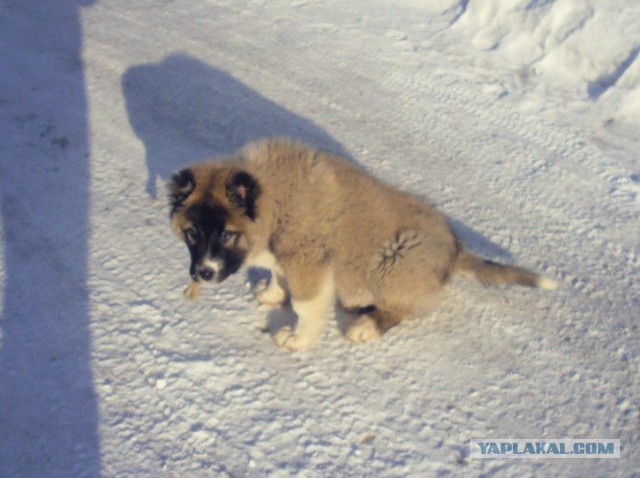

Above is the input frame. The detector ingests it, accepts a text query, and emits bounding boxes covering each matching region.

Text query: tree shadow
[122,53,348,198]
[0,0,101,476]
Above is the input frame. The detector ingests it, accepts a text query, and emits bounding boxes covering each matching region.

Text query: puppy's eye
[185,227,199,244]
[220,230,236,245]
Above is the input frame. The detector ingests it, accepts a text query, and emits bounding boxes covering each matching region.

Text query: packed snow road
[1,0,638,476]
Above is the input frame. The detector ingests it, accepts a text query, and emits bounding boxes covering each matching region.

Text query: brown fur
[169,138,555,350]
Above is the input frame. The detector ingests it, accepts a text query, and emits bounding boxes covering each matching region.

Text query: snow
[0,0,638,476]
[448,0,640,129]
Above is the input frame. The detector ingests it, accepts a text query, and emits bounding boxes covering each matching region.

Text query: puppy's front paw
[273,326,312,351]
[254,278,286,307]
[346,316,381,343]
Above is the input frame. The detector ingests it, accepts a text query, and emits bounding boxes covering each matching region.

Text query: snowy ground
[1,0,639,476]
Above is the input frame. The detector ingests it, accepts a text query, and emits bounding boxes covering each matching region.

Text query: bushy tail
[455,250,557,289]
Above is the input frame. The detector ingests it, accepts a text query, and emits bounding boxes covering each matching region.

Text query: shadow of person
[122,53,348,198]
[0,0,101,476]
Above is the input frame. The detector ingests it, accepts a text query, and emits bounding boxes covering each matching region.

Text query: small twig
[183,280,201,300]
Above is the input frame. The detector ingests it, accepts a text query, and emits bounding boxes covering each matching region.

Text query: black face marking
[225,170,261,220]
[216,247,246,283]
[185,204,228,238]
[181,203,246,283]
[168,168,196,214]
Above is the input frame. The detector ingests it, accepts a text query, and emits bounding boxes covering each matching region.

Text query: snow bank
[447,0,640,125]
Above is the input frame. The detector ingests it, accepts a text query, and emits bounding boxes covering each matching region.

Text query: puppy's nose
[198,267,215,282]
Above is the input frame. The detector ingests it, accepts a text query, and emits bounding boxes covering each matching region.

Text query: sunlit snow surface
[0,1,638,476]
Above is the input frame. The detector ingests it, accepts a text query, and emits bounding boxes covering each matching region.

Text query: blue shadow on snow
[0,0,101,476]
[122,53,348,199]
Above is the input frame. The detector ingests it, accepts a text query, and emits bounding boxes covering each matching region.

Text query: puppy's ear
[226,170,261,220]
[168,168,195,214]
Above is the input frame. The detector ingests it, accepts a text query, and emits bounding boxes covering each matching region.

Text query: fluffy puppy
[168,138,555,350]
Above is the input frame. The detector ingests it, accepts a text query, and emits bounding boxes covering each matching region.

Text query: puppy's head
[168,164,260,284]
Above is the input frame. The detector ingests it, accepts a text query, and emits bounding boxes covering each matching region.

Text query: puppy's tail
[455,250,557,289]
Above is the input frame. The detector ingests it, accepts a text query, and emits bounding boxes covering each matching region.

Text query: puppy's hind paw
[345,316,381,343]
[273,326,312,351]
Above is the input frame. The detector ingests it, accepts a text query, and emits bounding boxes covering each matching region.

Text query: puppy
[168,138,556,350]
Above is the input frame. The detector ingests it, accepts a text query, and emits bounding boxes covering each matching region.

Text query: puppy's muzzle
[192,258,222,282]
